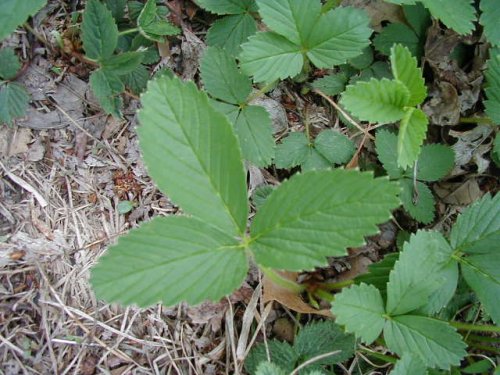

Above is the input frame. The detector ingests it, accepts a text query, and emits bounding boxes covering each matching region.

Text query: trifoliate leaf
[0,0,47,41]
[138,76,248,235]
[91,216,247,307]
[390,44,426,106]
[138,0,179,42]
[397,107,428,169]
[101,51,144,75]
[420,0,476,36]
[480,0,500,46]
[81,0,118,61]
[200,47,252,105]
[250,170,400,270]
[245,340,297,375]
[294,321,356,366]
[375,130,403,179]
[235,105,275,167]
[255,362,286,375]
[355,253,399,299]
[104,0,127,21]
[89,69,124,117]
[0,82,29,125]
[196,0,257,15]
[240,32,303,83]
[341,78,410,124]
[0,48,21,80]
[450,193,500,253]
[122,64,149,94]
[386,231,453,315]
[400,179,435,224]
[274,132,310,169]
[389,353,427,375]
[311,72,348,96]
[484,53,500,124]
[415,144,455,182]
[403,3,431,38]
[374,23,420,58]
[331,283,385,344]
[206,13,257,56]
[384,315,466,370]
[314,129,355,165]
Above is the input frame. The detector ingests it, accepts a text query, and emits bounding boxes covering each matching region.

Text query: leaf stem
[260,267,305,293]
[467,334,500,343]
[246,81,277,103]
[318,279,354,291]
[118,27,139,36]
[313,288,334,303]
[450,321,500,333]
[358,348,397,364]
[459,116,494,125]
[467,342,500,355]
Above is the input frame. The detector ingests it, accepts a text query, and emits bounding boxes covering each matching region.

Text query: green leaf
[493,134,500,167]
[0,82,30,125]
[138,76,248,235]
[210,100,240,123]
[252,185,275,210]
[397,107,428,169]
[314,129,355,165]
[389,353,427,375]
[240,32,303,83]
[307,6,372,68]
[480,0,500,46]
[250,170,400,270]
[484,53,500,124]
[255,362,286,375]
[462,359,493,374]
[375,130,403,179]
[341,78,410,124]
[349,46,374,70]
[235,105,275,167]
[104,0,127,21]
[89,69,124,117]
[91,216,247,307]
[0,48,21,80]
[311,72,347,96]
[196,0,257,15]
[374,23,420,58]
[386,231,453,315]
[206,14,257,56]
[138,0,180,42]
[331,283,386,344]
[122,64,149,95]
[355,253,399,299]
[301,149,331,171]
[245,340,297,375]
[0,0,47,41]
[384,315,466,369]
[101,51,144,75]
[117,200,134,214]
[420,0,476,36]
[416,144,455,182]
[274,132,310,169]
[420,259,458,315]
[390,44,426,106]
[400,179,435,224]
[81,0,118,61]
[294,321,356,366]
[200,47,252,105]
[404,3,431,38]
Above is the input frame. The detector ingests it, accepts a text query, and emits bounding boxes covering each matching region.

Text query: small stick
[0,161,48,207]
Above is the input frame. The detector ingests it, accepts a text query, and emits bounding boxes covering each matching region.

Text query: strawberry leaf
[420,0,476,36]
[0,82,30,125]
[399,179,435,224]
[397,107,428,169]
[0,47,21,80]
[480,0,500,46]
[206,14,257,56]
[415,144,455,182]
[138,0,179,42]
[0,0,47,41]
[390,44,426,106]
[196,0,257,15]
[81,0,118,61]
[484,51,500,124]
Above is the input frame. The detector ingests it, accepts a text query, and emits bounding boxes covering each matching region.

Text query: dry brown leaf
[342,0,404,31]
[435,179,483,205]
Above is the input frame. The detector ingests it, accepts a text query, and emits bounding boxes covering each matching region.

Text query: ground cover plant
[1,0,499,373]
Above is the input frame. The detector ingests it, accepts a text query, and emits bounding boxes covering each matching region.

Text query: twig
[0,161,48,207]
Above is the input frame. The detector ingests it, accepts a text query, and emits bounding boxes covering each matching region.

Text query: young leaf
[0,0,47,41]
[89,69,124,117]
[484,52,500,124]
[235,105,275,167]
[331,283,386,344]
[397,107,428,169]
[201,47,252,105]
[314,129,355,165]
[384,315,466,369]
[274,132,310,169]
[311,72,348,96]
[389,353,427,375]
[196,0,257,15]
[240,32,303,83]
[399,179,435,224]
[415,144,455,182]
[341,78,410,124]
[0,82,30,125]
[206,14,257,56]
[81,0,118,61]
[138,0,180,42]
[245,340,297,375]
[250,170,400,271]
[91,216,248,307]
[138,76,248,235]
[0,48,21,80]
[386,231,453,315]
[101,51,144,75]
[390,44,426,106]
[480,0,500,46]
[420,0,476,36]
[375,130,403,179]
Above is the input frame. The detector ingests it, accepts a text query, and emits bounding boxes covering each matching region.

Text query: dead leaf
[435,179,483,205]
[450,125,493,174]
[249,95,289,134]
[342,0,404,31]
[181,28,205,80]
[423,81,460,126]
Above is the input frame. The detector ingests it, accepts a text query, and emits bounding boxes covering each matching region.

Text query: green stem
[450,321,500,333]
[467,343,500,355]
[260,267,305,293]
[359,348,397,364]
[319,279,354,291]
[118,27,139,36]
[313,289,334,303]
[459,116,494,125]
[467,334,500,343]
